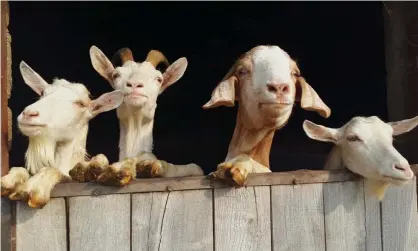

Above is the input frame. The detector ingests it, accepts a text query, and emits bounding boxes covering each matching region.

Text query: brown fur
[204,45,331,186]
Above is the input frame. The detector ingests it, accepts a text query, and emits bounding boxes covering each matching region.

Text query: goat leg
[1,167,30,197]
[96,158,135,186]
[9,167,70,209]
[69,154,109,182]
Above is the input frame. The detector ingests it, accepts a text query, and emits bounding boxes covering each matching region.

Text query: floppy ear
[160,57,188,94]
[296,77,331,118]
[303,120,339,143]
[202,65,238,109]
[89,46,116,85]
[19,61,49,96]
[89,90,124,117]
[388,115,418,136]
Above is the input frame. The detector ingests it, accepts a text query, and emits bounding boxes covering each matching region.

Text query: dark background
[8,2,387,174]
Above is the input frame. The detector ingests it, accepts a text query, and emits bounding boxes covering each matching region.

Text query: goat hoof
[1,187,13,197]
[212,162,247,187]
[69,163,88,182]
[27,190,47,209]
[136,160,163,178]
[9,190,29,202]
[96,169,132,187]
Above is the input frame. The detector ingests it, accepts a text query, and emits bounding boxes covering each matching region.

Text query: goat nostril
[126,83,132,88]
[281,85,289,93]
[394,165,406,172]
[267,84,277,93]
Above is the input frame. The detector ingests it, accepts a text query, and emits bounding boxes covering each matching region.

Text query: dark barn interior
[8,2,387,174]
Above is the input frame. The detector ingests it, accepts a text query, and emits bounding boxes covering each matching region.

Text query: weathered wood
[16,198,66,251]
[324,181,366,251]
[132,190,213,251]
[363,180,382,251]
[271,183,325,251]
[1,198,12,251]
[381,177,417,251]
[69,194,130,251]
[1,0,9,177]
[50,165,418,198]
[214,186,271,251]
[51,169,364,198]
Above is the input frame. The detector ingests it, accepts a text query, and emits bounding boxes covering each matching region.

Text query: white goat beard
[25,137,56,175]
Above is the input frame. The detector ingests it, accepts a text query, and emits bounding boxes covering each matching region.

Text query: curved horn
[145,50,169,68]
[111,48,134,67]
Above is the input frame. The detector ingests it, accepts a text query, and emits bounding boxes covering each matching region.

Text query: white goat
[0,61,123,208]
[303,115,418,200]
[203,45,331,186]
[70,46,203,186]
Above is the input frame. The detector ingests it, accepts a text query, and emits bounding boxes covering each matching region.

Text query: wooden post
[383,2,418,163]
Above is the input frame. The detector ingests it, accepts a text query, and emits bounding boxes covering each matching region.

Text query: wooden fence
[4,169,418,251]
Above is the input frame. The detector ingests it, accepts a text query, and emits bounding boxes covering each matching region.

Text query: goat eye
[237,68,248,77]
[292,71,300,77]
[112,72,120,79]
[156,76,163,83]
[74,101,86,108]
[347,135,362,142]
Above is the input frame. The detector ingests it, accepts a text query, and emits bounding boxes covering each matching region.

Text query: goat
[0,61,123,208]
[303,115,418,200]
[69,46,203,186]
[203,45,331,186]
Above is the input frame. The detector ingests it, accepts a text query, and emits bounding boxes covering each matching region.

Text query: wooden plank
[69,194,130,251]
[50,166,418,198]
[363,180,382,251]
[1,198,12,251]
[381,177,417,251]
[15,198,66,251]
[51,169,363,198]
[324,181,366,251]
[132,190,213,251]
[271,183,325,251]
[214,186,271,251]
[1,0,9,177]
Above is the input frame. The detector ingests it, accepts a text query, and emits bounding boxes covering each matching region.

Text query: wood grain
[132,190,213,251]
[69,194,130,251]
[51,169,362,198]
[363,180,382,251]
[381,177,417,251]
[271,183,325,251]
[214,186,271,251]
[16,198,66,251]
[323,181,366,251]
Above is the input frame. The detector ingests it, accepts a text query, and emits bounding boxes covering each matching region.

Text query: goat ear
[303,120,339,143]
[89,90,124,117]
[19,61,49,96]
[160,57,188,94]
[202,63,238,109]
[90,46,115,85]
[388,115,418,136]
[296,77,331,118]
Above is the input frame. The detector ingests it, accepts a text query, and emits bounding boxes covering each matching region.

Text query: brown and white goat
[0,61,123,208]
[203,45,331,186]
[303,115,418,200]
[69,46,203,186]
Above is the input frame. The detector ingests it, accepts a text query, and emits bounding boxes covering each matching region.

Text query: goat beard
[25,137,56,175]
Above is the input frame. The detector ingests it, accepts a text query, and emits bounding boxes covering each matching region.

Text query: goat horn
[145,50,169,68]
[111,48,134,67]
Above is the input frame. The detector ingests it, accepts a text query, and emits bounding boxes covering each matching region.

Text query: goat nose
[23,109,39,117]
[126,81,144,88]
[393,163,411,173]
[267,83,290,94]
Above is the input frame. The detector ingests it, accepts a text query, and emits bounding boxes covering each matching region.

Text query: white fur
[1,61,123,208]
[303,115,418,200]
[85,46,203,181]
